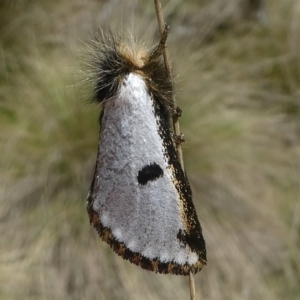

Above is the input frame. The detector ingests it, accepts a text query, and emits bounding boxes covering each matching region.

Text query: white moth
[86,29,206,275]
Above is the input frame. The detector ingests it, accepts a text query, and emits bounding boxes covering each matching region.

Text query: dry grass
[1,0,300,299]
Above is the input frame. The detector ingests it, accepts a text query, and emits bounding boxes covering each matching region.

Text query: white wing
[87,73,206,275]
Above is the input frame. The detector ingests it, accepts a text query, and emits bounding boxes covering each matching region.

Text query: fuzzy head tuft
[86,30,174,114]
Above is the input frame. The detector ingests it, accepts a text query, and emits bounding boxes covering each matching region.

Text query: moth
[86,28,206,275]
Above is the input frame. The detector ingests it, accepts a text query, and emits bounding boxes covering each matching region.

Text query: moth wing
[87,73,206,275]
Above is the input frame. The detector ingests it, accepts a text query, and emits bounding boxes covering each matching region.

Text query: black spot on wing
[137,163,163,185]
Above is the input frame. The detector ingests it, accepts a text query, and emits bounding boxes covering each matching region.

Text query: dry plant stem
[153,1,195,300]
[189,271,196,300]
[153,0,171,78]
[153,0,184,168]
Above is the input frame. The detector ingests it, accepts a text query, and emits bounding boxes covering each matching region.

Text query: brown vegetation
[1,0,300,299]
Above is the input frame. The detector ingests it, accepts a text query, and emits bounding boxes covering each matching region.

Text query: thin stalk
[153,1,195,299]
[153,0,184,168]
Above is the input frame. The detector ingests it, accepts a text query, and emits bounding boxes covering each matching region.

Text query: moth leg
[172,106,182,118]
[171,132,185,146]
[149,24,170,60]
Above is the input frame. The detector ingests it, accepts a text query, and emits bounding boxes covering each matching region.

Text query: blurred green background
[1,0,300,299]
